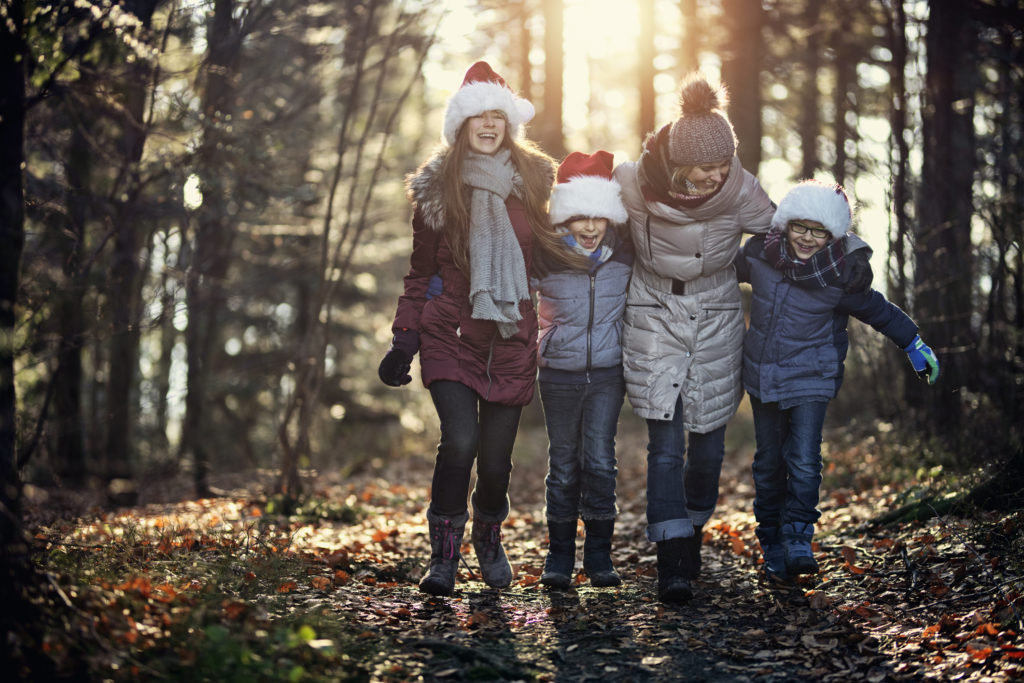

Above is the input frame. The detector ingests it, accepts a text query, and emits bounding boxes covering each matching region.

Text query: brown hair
[436,125,590,275]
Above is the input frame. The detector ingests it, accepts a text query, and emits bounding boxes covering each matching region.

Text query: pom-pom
[678,74,728,116]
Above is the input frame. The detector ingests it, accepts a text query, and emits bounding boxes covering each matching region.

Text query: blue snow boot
[755,526,791,582]
[782,522,819,575]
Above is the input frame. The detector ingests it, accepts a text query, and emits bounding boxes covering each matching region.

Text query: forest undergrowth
[12,411,1024,682]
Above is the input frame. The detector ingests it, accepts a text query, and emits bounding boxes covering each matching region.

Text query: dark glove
[378,329,419,387]
[378,348,412,387]
[843,250,873,293]
[426,274,443,300]
[904,335,939,385]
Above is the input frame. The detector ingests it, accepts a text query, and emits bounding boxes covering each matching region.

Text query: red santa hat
[442,61,535,146]
[771,179,854,238]
[549,151,629,227]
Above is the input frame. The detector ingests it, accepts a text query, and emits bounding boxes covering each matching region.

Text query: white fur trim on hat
[549,175,629,227]
[771,180,854,238]
[442,81,535,145]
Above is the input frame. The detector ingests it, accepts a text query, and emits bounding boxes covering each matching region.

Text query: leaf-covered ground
[17,413,1024,681]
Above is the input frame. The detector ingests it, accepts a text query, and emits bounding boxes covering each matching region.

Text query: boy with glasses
[735,180,940,582]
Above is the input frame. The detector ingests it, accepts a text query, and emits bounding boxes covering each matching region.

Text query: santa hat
[771,179,854,239]
[549,151,629,227]
[442,61,535,146]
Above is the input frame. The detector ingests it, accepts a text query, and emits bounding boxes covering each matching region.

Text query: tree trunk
[540,0,565,158]
[679,0,699,74]
[182,0,240,498]
[720,0,764,173]
[914,1,977,432]
[799,0,823,178]
[54,110,90,486]
[886,0,910,314]
[638,0,656,139]
[104,0,162,506]
[830,3,855,187]
[0,0,32,643]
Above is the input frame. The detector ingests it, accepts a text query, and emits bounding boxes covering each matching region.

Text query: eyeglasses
[788,221,831,240]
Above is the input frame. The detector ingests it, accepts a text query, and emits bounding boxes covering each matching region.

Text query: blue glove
[904,335,939,385]
[426,274,443,300]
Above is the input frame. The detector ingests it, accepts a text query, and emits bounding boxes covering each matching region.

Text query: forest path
[24,409,1024,681]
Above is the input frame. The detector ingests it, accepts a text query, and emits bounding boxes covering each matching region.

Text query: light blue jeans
[539,374,624,522]
[645,396,725,541]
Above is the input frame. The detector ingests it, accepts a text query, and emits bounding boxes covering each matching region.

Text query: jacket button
[663,413,670,418]
[695,252,702,258]
[690,314,697,320]
[672,383,679,388]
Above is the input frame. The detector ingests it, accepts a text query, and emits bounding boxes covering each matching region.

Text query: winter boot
[470,497,513,589]
[782,521,819,575]
[540,519,578,589]
[583,519,622,587]
[755,526,790,582]
[656,537,693,603]
[419,509,469,596]
[680,524,703,580]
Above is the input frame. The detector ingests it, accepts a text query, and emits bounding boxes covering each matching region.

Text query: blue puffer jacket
[535,231,634,383]
[737,234,918,406]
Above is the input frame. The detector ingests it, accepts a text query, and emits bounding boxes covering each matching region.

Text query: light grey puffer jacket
[613,156,775,431]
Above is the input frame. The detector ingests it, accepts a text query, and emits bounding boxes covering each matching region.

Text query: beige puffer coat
[613,157,775,431]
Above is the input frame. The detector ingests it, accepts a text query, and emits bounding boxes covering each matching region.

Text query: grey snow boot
[582,519,621,587]
[471,498,514,589]
[540,519,578,589]
[419,509,469,596]
[782,521,819,575]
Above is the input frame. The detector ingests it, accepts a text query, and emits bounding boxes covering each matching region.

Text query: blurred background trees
[1,0,1021,517]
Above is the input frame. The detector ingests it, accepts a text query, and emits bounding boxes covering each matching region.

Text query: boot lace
[478,522,503,560]
[437,519,458,560]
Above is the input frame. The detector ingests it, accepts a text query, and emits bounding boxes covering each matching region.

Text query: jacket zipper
[484,331,497,400]
[586,273,596,383]
[645,214,653,262]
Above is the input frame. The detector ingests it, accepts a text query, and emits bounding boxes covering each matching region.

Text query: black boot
[680,525,703,580]
[583,519,622,587]
[656,537,693,603]
[419,509,469,596]
[540,520,577,589]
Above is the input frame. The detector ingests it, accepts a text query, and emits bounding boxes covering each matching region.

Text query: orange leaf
[372,529,389,543]
[844,562,867,575]
[311,576,331,590]
[922,624,941,638]
[333,570,351,585]
[1001,648,1024,660]
[222,601,247,620]
[966,646,993,660]
[975,622,999,637]
[518,574,540,586]
[730,537,745,555]
[840,546,858,565]
[277,581,297,593]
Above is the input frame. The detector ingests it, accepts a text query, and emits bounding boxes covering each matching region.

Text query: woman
[378,61,587,597]
[613,72,776,603]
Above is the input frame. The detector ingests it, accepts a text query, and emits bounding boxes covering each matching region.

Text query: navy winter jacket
[736,234,918,406]
[535,232,633,383]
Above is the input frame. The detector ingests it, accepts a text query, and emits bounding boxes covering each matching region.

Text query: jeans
[539,374,625,522]
[749,396,829,527]
[645,396,725,541]
[428,380,522,518]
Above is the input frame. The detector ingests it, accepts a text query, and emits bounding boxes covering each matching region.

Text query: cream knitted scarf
[462,149,530,339]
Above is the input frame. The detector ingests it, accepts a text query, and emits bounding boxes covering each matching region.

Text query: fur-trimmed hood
[405,149,555,231]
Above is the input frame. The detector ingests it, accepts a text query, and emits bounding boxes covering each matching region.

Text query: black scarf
[763,227,847,288]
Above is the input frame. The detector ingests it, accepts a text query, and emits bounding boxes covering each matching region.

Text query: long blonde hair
[436,127,590,275]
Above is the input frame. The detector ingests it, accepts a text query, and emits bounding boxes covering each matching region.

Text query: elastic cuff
[645,518,694,542]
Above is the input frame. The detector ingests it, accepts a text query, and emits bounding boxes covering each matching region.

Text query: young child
[735,179,939,581]
[534,151,633,589]
[378,62,589,597]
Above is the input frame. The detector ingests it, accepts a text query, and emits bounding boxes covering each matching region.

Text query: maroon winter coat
[392,152,552,406]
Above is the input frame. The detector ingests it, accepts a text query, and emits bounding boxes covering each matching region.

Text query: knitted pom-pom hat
[668,73,737,166]
[549,151,629,227]
[442,61,535,146]
[771,179,854,239]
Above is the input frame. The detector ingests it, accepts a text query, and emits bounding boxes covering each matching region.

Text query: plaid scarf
[763,226,846,288]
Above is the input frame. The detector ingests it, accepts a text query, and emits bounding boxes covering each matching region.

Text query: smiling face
[465,110,507,155]
[786,219,832,259]
[674,159,731,195]
[566,217,608,253]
